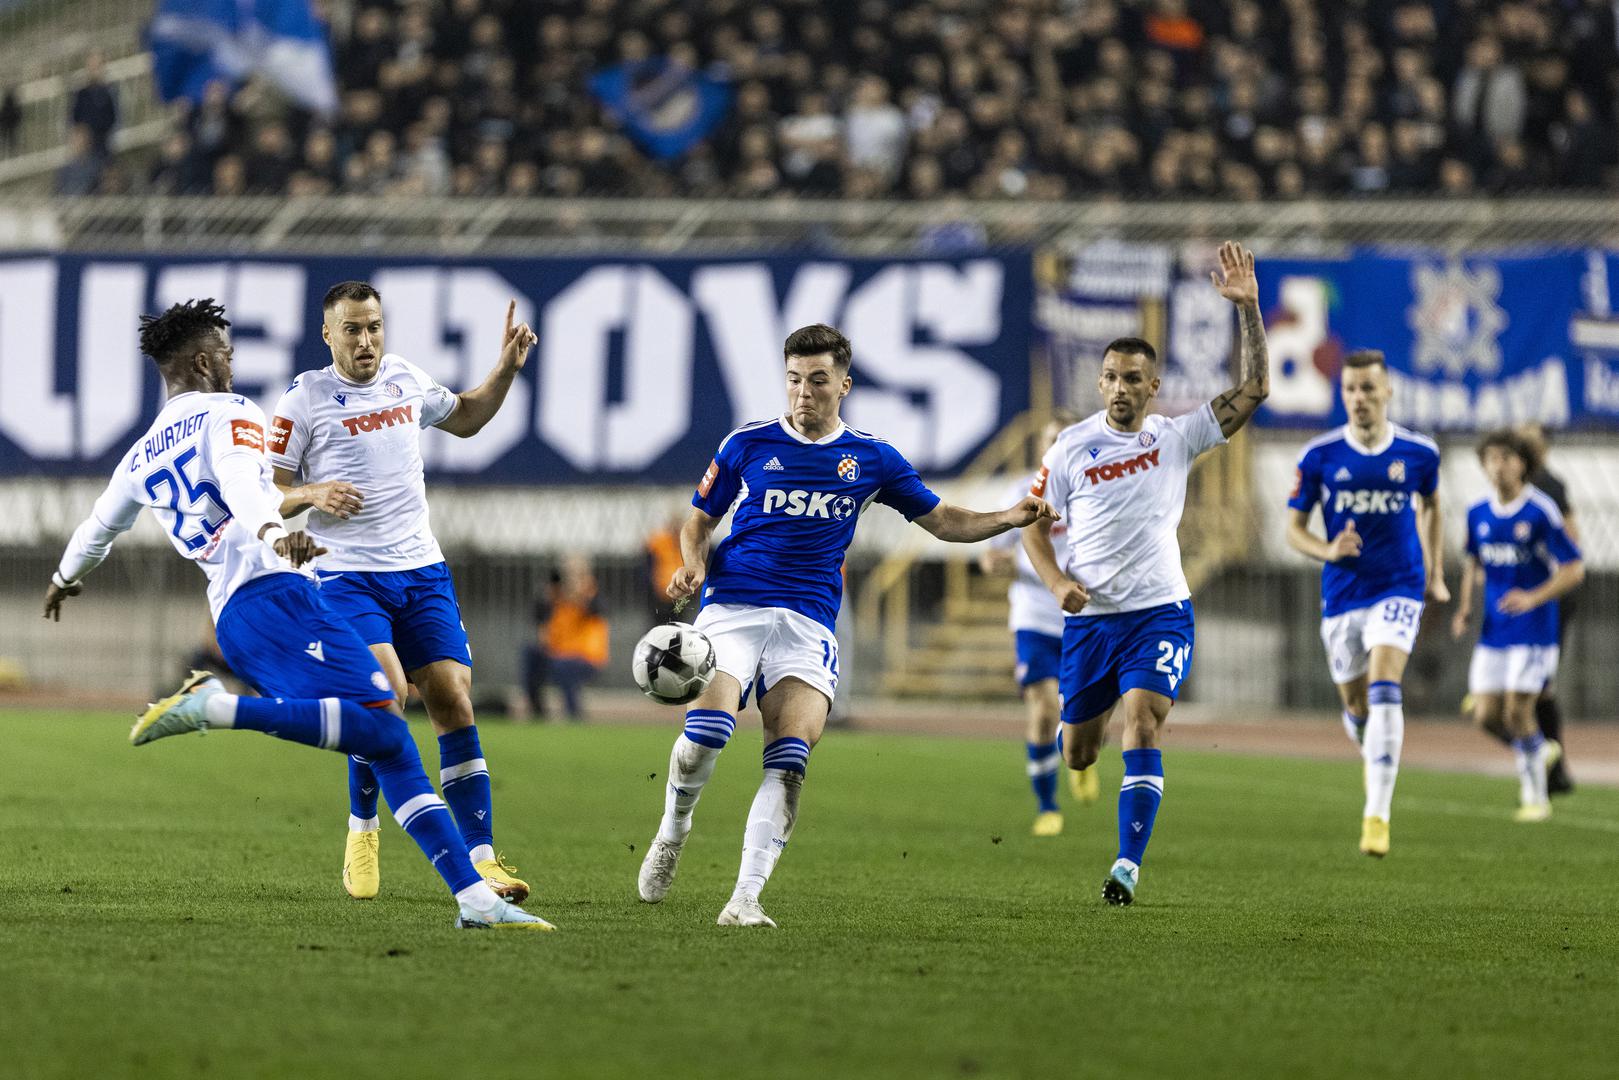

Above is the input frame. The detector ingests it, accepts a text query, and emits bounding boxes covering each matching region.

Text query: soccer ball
[631,623,717,705]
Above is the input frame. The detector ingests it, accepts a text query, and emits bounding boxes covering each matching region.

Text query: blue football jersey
[1288,425,1441,617]
[1465,486,1581,648]
[693,418,942,631]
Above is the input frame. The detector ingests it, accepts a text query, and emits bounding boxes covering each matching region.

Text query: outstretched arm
[44,472,144,620]
[437,300,537,438]
[916,495,1056,544]
[1208,241,1270,438]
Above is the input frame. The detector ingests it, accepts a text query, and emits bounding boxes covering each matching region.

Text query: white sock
[657,735,722,844]
[468,843,496,864]
[202,694,239,728]
[455,880,503,916]
[1513,735,1548,807]
[1362,688,1404,821]
[733,768,803,900]
[348,814,379,832]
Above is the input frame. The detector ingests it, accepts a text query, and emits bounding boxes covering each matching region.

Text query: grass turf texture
[2,712,1616,1080]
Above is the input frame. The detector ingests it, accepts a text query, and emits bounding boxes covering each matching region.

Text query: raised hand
[1209,240,1258,308]
[1326,520,1363,561]
[499,299,538,373]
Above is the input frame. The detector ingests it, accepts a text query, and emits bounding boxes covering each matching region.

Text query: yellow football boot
[1359,816,1390,858]
[343,829,380,900]
[1514,803,1551,823]
[1068,766,1101,804]
[1032,810,1064,837]
[475,852,531,904]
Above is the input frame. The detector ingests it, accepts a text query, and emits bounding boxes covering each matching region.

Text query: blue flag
[589,59,732,161]
[148,0,336,115]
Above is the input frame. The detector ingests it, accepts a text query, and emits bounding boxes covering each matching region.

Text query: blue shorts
[216,573,396,704]
[1014,630,1062,687]
[1059,600,1196,725]
[315,562,472,673]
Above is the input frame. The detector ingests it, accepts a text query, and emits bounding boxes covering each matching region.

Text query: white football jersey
[267,354,458,572]
[1032,406,1226,616]
[58,392,293,619]
[988,474,1068,637]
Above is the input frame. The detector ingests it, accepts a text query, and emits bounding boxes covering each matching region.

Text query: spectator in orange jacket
[522,554,609,720]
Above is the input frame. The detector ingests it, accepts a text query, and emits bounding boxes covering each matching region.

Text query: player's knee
[363,708,411,759]
[1063,738,1098,771]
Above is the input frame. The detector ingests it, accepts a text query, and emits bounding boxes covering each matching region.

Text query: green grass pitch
[2,711,1616,1080]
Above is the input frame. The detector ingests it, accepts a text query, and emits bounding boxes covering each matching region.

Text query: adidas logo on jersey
[1334,467,1353,481]
[763,457,785,471]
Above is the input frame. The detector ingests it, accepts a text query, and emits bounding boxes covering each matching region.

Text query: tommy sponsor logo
[761,488,856,519]
[1331,489,1411,514]
[305,641,325,662]
[268,415,294,455]
[1084,448,1160,485]
[230,419,264,451]
[340,404,414,436]
[763,456,785,471]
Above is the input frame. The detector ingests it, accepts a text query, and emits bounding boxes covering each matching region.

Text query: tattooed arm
[1208,241,1270,438]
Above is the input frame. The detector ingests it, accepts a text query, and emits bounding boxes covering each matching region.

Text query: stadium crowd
[55,0,1619,198]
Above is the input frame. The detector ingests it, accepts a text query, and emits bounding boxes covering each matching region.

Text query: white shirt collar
[1342,423,1395,456]
[1489,486,1531,518]
[778,416,846,445]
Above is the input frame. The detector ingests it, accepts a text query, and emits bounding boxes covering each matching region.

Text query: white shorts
[693,603,840,706]
[1319,597,1424,684]
[1469,644,1560,695]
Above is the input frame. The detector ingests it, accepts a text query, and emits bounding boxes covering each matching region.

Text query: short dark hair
[1477,428,1530,467]
[323,280,381,311]
[138,298,230,368]
[1102,337,1157,367]
[1343,349,1387,371]
[783,323,852,371]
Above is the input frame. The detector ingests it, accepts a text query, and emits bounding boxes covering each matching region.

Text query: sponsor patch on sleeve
[231,419,265,452]
[1289,467,1302,500]
[268,415,294,455]
[1030,465,1049,497]
[697,459,719,498]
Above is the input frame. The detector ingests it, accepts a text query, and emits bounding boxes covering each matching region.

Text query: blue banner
[0,253,1031,483]
[1255,250,1616,430]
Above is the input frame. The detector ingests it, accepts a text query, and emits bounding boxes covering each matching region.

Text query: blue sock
[1026,740,1060,812]
[683,708,736,749]
[438,726,493,856]
[229,697,407,759]
[348,756,380,823]
[370,737,482,895]
[762,737,811,775]
[1117,748,1165,867]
